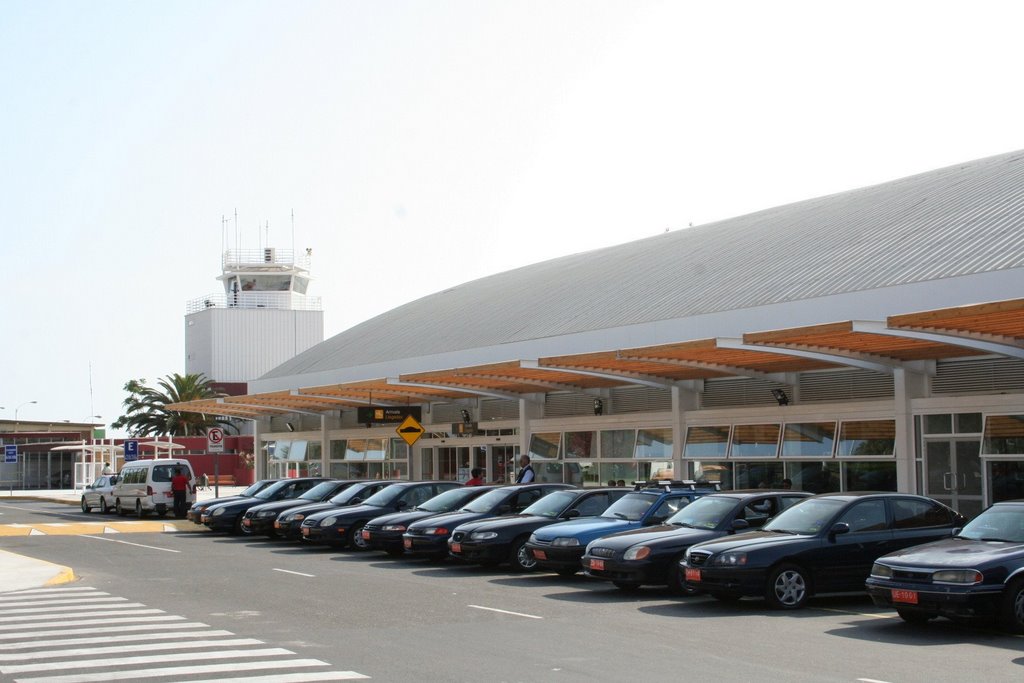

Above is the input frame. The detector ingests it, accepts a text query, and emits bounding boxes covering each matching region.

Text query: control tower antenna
[291,208,295,256]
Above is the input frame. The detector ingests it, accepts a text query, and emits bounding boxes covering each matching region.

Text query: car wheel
[99,498,109,514]
[115,499,126,516]
[999,577,1024,633]
[896,609,933,624]
[81,497,91,513]
[135,500,145,519]
[667,560,700,597]
[509,537,537,572]
[613,581,642,592]
[765,564,810,610]
[556,567,578,577]
[348,522,370,551]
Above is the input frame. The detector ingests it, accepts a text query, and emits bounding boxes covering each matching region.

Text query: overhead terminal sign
[4,445,16,464]
[396,415,425,447]
[123,440,139,462]
[357,406,422,424]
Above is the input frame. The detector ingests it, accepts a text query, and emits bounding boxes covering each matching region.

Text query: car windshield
[418,488,483,513]
[362,485,409,507]
[667,496,737,529]
[957,506,1024,543]
[240,480,272,496]
[298,481,340,501]
[763,498,846,534]
[600,493,655,521]
[254,480,294,500]
[329,483,374,505]
[522,491,576,518]
[462,488,513,513]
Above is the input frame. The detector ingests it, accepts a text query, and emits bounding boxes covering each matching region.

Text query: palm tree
[112,373,232,437]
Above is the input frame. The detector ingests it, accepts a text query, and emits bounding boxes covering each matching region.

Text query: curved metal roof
[265,149,1024,380]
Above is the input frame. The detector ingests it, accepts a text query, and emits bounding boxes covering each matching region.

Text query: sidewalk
[0,486,247,593]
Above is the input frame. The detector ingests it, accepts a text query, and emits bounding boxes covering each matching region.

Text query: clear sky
[2,1,1023,435]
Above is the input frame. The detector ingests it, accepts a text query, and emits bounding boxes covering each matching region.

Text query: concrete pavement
[0,486,247,593]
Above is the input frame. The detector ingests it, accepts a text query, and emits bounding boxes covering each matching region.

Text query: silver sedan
[81,475,119,514]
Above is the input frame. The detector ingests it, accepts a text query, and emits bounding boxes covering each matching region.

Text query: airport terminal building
[174,150,1024,518]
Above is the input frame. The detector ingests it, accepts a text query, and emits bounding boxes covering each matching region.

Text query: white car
[81,475,119,514]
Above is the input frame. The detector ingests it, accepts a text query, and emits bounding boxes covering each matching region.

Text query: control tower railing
[185,291,322,314]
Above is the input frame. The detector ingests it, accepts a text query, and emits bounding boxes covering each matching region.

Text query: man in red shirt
[464,468,485,486]
[171,468,190,518]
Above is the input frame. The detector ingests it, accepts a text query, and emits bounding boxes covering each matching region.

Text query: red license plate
[590,558,605,571]
[301,528,310,536]
[534,549,547,560]
[451,542,462,554]
[685,567,701,582]
[892,589,918,604]
[361,530,371,540]
[404,538,412,549]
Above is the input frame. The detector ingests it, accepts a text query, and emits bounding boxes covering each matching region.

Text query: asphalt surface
[1,499,1023,682]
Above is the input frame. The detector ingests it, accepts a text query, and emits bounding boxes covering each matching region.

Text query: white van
[113,458,195,518]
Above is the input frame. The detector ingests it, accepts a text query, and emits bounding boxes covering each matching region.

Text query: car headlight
[933,569,983,585]
[257,510,278,518]
[382,524,407,532]
[552,537,580,547]
[422,527,449,536]
[320,516,338,528]
[870,563,893,579]
[712,551,747,566]
[624,545,651,561]
[470,531,499,541]
[212,507,226,517]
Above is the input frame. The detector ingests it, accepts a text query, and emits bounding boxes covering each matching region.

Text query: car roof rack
[632,479,717,492]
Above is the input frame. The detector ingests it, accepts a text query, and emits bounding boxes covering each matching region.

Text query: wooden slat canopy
[169,297,1024,418]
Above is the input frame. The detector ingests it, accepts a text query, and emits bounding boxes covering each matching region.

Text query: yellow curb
[44,565,76,586]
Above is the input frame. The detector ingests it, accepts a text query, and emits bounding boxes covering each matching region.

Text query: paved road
[2,501,1023,682]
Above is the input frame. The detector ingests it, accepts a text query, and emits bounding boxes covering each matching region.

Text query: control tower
[185,248,324,386]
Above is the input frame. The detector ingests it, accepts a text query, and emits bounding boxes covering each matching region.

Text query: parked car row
[182,474,1024,633]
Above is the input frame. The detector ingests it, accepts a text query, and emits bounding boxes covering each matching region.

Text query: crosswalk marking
[0,587,370,681]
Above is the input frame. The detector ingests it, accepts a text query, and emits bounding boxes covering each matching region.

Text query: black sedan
[300,481,462,549]
[202,477,330,534]
[583,490,811,593]
[682,492,965,609]
[186,479,277,524]
[450,487,628,571]
[273,480,388,540]
[402,483,573,560]
[363,486,500,556]
[866,499,1024,632]
[240,480,363,537]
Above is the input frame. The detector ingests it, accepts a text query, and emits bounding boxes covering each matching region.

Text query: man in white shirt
[515,455,535,483]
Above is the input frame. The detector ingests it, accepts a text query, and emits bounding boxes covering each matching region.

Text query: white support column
[893,368,927,494]
[320,414,329,477]
[253,419,264,481]
[518,395,544,464]
[673,381,701,480]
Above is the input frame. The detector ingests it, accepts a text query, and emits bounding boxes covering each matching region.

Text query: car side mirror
[951,527,962,537]
[563,509,581,519]
[829,522,850,538]
[731,518,750,531]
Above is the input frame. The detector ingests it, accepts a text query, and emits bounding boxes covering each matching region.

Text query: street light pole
[14,401,37,433]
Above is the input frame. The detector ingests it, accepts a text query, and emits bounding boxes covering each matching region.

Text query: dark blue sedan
[866,499,1024,632]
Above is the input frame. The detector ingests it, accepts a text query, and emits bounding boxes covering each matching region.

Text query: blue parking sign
[4,445,17,464]
[124,440,139,462]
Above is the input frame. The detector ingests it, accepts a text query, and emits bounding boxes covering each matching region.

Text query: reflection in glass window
[956,413,983,434]
[733,461,784,489]
[346,438,387,461]
[837,420,895,456]
[329,440,347,460]
[528,433,561,460]
[923,414,952,435]
[600,430,636,459]
[636,428,672,459]
[730,424,780,457]
[781,422,836,457]
[989,461,1024,502]
[564,431,596,458]
[785,461,839,494]
[982,415,1024,455]
[689,461,733,489]
[843,461,897,491]
[684,426,729,458]
[599,463,638,487]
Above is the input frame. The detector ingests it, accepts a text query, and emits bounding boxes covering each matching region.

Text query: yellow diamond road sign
[396,415,425,446]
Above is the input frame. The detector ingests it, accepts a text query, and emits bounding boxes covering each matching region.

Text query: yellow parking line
[0,521,205,536]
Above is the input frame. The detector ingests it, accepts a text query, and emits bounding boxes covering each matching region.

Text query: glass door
[925,439,983,519]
